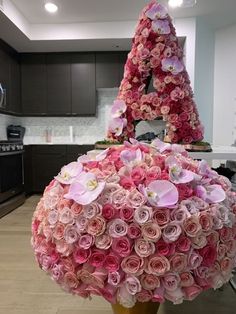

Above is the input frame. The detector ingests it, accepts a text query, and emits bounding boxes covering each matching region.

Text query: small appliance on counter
[7,125,25,142]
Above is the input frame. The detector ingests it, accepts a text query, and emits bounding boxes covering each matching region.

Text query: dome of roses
[31,139,236,307]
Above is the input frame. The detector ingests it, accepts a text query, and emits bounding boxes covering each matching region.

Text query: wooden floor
[0,195,236,314]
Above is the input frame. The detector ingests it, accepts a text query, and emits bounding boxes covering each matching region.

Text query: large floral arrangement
[32,139,236,308]
[107,1,204,144]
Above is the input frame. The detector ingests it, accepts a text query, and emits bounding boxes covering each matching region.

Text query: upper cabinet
[21,54,47,115]
[71,53,96,116]
[0,41,21,115]
[46,54,71,115]
[95,52,128,88]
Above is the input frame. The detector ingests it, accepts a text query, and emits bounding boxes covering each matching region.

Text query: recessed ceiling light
[44,2,58,13]
[168,0,183,8]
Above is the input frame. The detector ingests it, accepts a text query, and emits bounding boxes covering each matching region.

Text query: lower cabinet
[24,145,94,194]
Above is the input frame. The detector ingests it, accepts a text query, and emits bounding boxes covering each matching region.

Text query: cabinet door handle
[72,113,77,116]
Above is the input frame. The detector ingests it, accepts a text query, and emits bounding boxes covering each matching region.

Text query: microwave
[0,83,6,109]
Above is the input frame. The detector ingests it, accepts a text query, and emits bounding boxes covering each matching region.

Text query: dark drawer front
[33,145,67,155]
[67,145,95,163]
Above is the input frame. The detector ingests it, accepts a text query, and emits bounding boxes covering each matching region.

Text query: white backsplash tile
[0,89,165,144]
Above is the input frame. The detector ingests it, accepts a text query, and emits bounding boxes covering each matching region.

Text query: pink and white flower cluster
[107,1,204,144]
[32,139,236,308]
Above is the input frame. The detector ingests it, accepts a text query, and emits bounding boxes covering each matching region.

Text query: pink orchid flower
[151,138,171,153]
[120,149,143,166]
[198,160,218,179]
[195,185,226,204]
[145,3,168,20]
[141,180,179,207]
[109,117,127,136]
[166,156,195,184]
[152,20,170,34]
[55,161,82,184]
[162,56,184,75]
[65,172,105,205]
[111,100,127,118]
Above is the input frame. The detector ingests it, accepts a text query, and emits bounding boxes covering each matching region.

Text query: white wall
[194,17,215,142]
[213,24,236,146]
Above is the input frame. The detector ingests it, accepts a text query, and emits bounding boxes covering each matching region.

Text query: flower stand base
[111,302,160,314]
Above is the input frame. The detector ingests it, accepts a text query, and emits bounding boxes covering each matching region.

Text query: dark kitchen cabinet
[119,52,128,83]
[21,54,47,115]
[46,54,71,115]
[32,145,67,192]
[24,144,95,193]
[9,54,21,114]
[0,45,10,112]
[71,53,96,116]
[96,52,120,88]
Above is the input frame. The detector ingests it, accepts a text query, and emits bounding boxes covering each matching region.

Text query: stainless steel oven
[0,142,24,204]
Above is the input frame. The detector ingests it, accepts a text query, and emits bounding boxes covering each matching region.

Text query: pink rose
[104,253,120,272]
[48,210,58,225]
[187,251,203,269]
[70,202,83,216]
[112,237,132,257]
[87,216,106,236]
[183,216,202,238]
[108,271,124,287]
[63,272,79,289]
[102,204,117,220]
[141,274,160,290]
[134,206,153,224]
[119,176,135,190]
[171,206,191,223]
[136,289,153,303]
[56,240,73,256]
[128,189,146,208]
[89,249,106,268]
[217,243,228,260]
[199,245,217,267]
[141,222,162,242]
[95,233,112,250]
[130,167,146,185]
[219,227,233,243]
[153,208,170,226]
[180,272,195,287]
[73,248,91,264]
[220,257,233,274]
[61,257,75,272]
[83,202,101,219]
[125,275,142,295]
[191,234,207,249]
[78,234,94,250]
[127,223,141,239]
[64,225,78,244]
[100,284,117,304]
[162,273,180,291]
[146,166,161,183]
[120,206,134,222]
[75,214,88,233]
[162,222,182,243]
[170,253,188,273]
[199,212,213,233]
[183,285,202,301]
[146,255,170,276]
[156,240,176,257]
[112,189,128,209]
[121,254,144,275]
[206,231,219,245]
[51,264,65,281]
[134,238,155,258]
[59,207,74,224]
[225,240,236,258]
[108,219,128,238]
[176,236,192,253]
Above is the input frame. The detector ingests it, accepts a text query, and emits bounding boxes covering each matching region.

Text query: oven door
[0,151,24,203]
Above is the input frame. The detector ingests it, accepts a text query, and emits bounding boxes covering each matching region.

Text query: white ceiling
[9,0,236,26]
[1,0,236,52]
